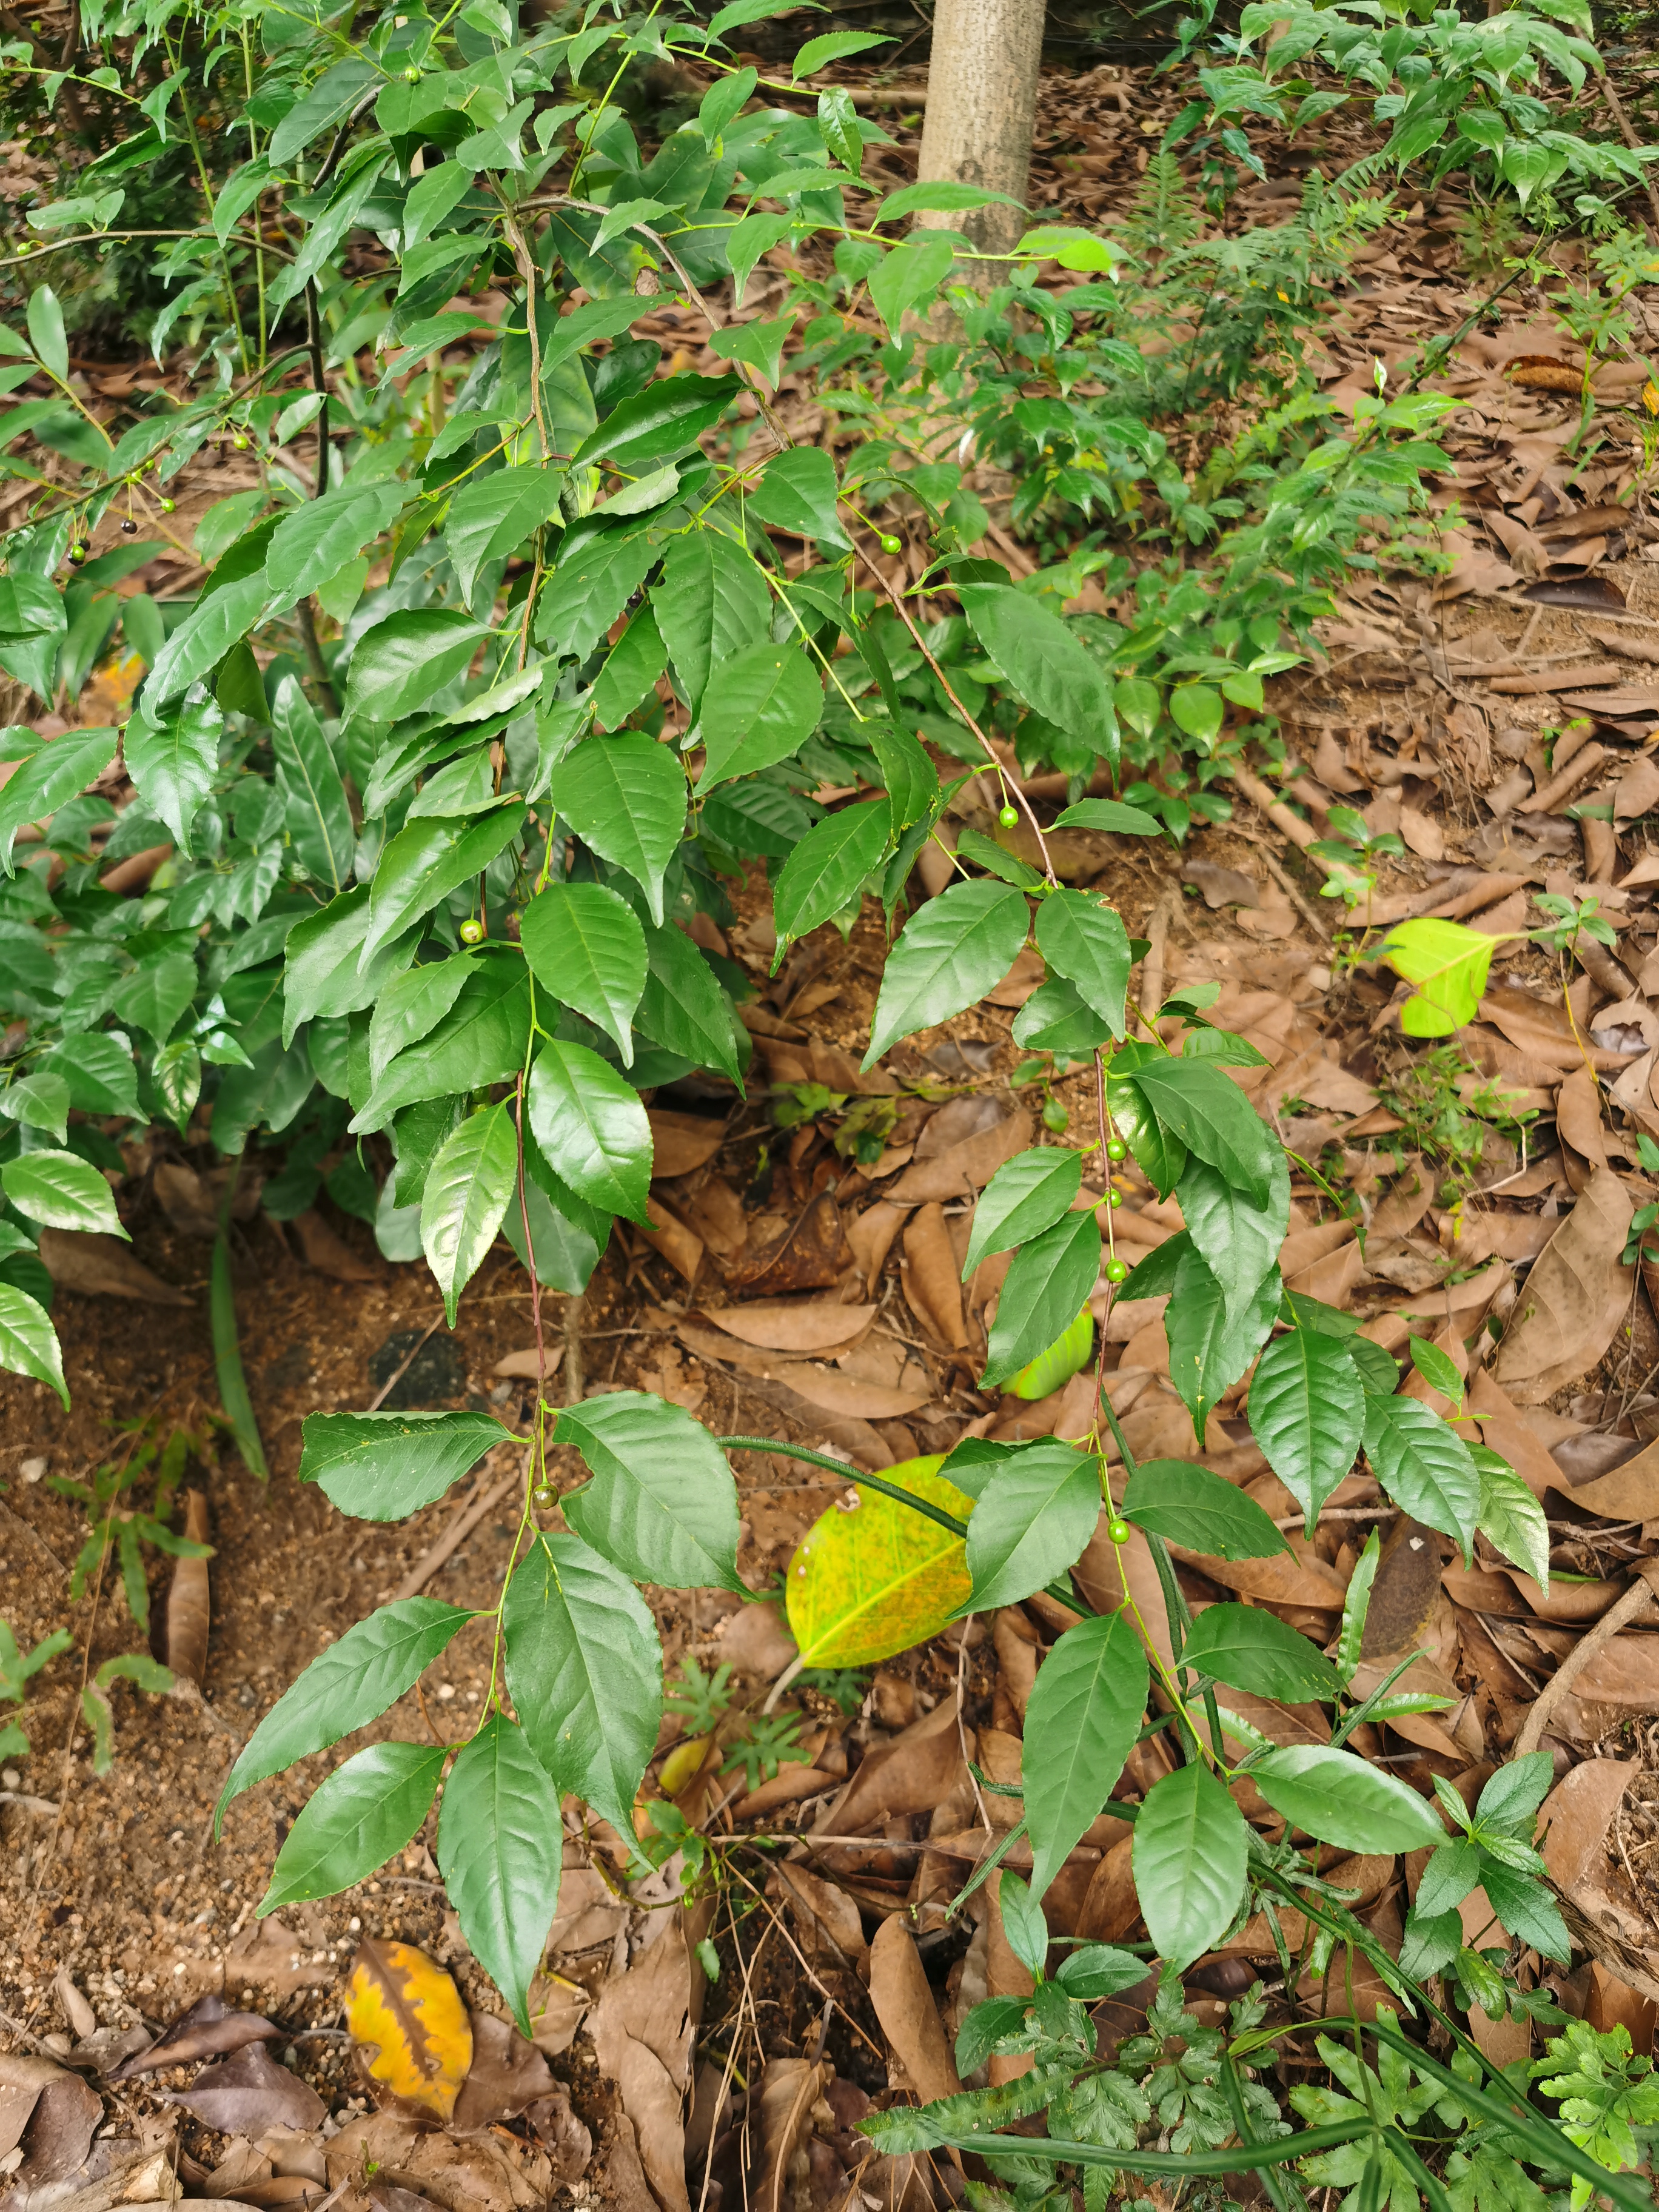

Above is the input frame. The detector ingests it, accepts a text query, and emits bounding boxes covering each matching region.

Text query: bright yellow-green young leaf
[1010,1304,1094,1401]
[786,1456,974,1666]
[1379,918,1510,1035]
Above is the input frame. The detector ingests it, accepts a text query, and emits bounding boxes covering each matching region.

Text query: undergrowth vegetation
[0,0,1657,2200]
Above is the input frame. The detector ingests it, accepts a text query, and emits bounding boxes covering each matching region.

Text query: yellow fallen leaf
[657,1734,709,1798]
[344,1937,472,2119]
[786,1455,974,1667]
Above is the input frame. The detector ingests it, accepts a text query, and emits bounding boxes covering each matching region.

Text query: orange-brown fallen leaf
[344,1939,472,2122]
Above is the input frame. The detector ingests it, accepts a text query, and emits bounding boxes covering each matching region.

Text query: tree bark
[914,0,1046,272]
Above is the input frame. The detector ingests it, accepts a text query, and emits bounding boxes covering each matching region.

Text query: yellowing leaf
[657,1734,710,1798]
[1011,1304,1093,1400]
[786,1455,974,1666]
[344,1937,472,2119]
[1378,917,1507,1036]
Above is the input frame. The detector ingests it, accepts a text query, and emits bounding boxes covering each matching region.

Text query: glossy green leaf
[593,603,669,729]
[1024,1610,1149,1899]
[0,725,119,873]
[1362,1390,1481,1554]
[1036,891,1132,1037]
[283,888,420,1045]
[1181,1602,1341,1700]
[1131,1761,1248,1972]
[111,953,196,1044]
[786,1456,973,1666]
[959,1439,1099,1613]
[962,1147,1082,1279]
[1011,976,1114,1059]
[1179,1150,1288,1323]
[526,1039,652,1226]
[0,1281,67,1407]
[444,466,566,609]
[360,803,527,969]
[502,1531,662,1843]
[1121,1461,1286,1561]
[38,1031,139,1120]
[867,232,957,338]
[772,798,891,948]
[868,721,939,833]
[27,283,68,380]
[344,609,487,725]
[573,373,738,472]
[557,1390,743,1591]
[1053,799,1162,837]
[368,957,475,1090]
[1105,1048,1188,1198]
[694,638,823,794]
[0,1071,69,1142]
[1252,1744,1449,1852]
[124,697,220,853]
[144,572,272,708]
[421,1101,518,1325]
[1248,1322,1366,1530]
[652,528,772,711]
[960,583,1119,766]
[272,674,355,896]
[1165,1245,1279,1446]
[354,959,531,1129]
[435,1713,563,2036]
[521,881,647,1063]
[865,879,1030,1068]
[980,1208,1101,1392]
[2,1149,126,1238]
[1011,1305,1093,1401]
[1122,1056,1278,1206]
[1471,1443,1550,1586]
[215,1598,474,1829]
[261,1740,446,1911]
[750,444,850,547]
[535,525,659,662]
[297,1408,509,1520]
[546,736,685,927]
[637,920,743,1084]
[266,481,404,602]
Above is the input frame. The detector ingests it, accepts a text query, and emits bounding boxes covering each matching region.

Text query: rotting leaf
[109,1991,280,2082]
[724,1191,848,1295]
[344,1937,474,2122]
[167,2040,326,2133]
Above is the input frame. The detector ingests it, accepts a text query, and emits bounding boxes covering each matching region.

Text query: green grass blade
[212,1231,269,1479]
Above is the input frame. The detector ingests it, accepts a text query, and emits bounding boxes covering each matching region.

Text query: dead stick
[1513,1565,1659,1758]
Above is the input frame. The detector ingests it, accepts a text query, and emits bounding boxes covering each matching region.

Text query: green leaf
[652,528,772,711]
[1169,683,1222,748]
[1131,1762,1248,1972]
[1123,1056,1279,1206]
[435,1712,564,2035]
[369,957,475,1091]
[637,920,743,1084]
[572,373,738,472]
[521,882,647,1064]
[535,526,659,663]
[1472,1443,1550,1587]
[124,697,220,854]
[298,1408,509,1520]
[1379,918,1498,1038]
[957,826,1044,891]
[1248,1323,1366,1530]
[354,959,531,1130]
[980,1209,1101,1392]
[27,283,68,380]
[962,1147,1082,1279]
[1011,977,1114,1059]
[868,722,939,834]
[261,1740,446,1911]
[593,604,669,730]
[877,179,1025,220]
[1478,1860,1570,1964]
[794,27,893,74]
[997,1872,1051,1979]
[1165,1245,1278,1446]
[283,888,420,1045]
[1105,1049,1188,1198]
[1252,1744,1448,1853]
[868,232,957,340]
[1179,1151,1289,1323]
[215,1598,474,1830]
[266,482,404,603]
[145,571,273,708]
[709,312,796,390]
[39,1031,140,1121]
[772,799,891,948]
[1121,1461,1286,1561]
[0,1071,70,1142]
[865,879,1030,1068]
[694,638,823,794]
[750,445,850,548]
[1409,1335,1464,1407]
[1053,799,1163,837]
[0,1281,67,1407]
[1011,1307,1093,1401]
[959,1439,1100,1613]
[526,1039,652,1226]
[272,674,354,897]
[502,1530,662,1843]
[444,466,566,611]
[344,609,487,725]
[960,584,1119,769]
[0,726,119,873]
[546,736,685,928]
[1362,1392,1481,1555]
[2,1149,126,1239]
[1181,1603,1341,1700]
[361,803,528,968]
[1024,1611,1149,1900]
[1036,892,1132,1037]
[111,952,196,1044]
[421,1102,519,1326]
[557,1390,743,1591]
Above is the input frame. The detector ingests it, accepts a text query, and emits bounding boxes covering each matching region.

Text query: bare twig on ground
[1513,1563,1659,1758]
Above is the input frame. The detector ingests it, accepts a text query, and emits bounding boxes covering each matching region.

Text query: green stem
[916,2117,1375,2175]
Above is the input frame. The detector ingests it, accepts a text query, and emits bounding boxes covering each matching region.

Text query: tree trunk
[914,0,1047,271]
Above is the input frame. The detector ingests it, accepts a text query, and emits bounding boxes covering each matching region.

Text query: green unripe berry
[67,543,86,564]
[1104,1255,1129,1284]
[879,533,902,555]
[231,434,249,450]
[1105,1136,1128,1162]
[1041,1096,1068,1133]
[159,498,175,512]
[1107,1518,1132,1546]
[403,63,420,79]
[459,917,486,945]
[533,1483,554,1505]
[1106,1187,1121,1207]
[998,803,1019,827]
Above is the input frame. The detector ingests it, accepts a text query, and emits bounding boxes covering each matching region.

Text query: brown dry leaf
[290,1208,377,1281]
[1468,1370,1564,1499]
[847,1201,905,1291]
[1183,860,1261,909]
[344,1940,472,2122]
[676,1177,746,1261]
[756,2060,828,2212]
[451,2013,554,2131]
[900,1203,967,1349]
[612,2039,690,2212]
[1077,1834,1139,1942]
[1399,804,1443,860]
[771,1862,866,1966]
[768,1364,932,1420]
[641,1193,704,1287]
[171,2044,326,2133]
[646,1108,726,1178]
[0,2056,99,2180]
[326,2110,550,2212]
[492,1344,566,1381]
[1358,1522,1446,1660]
[1541,1760,1637,1894]
[868,1920,961,2102]
[713,1601,798,1681]
[165,1487,212,1688]
[1371,1159,1436,1240]
[724,1192,846,1295]
[985,945,1046,1007]
[586,1913,698,2088]
[523,2088,592,2185]
[525,1977,587,2059]
[1557,1442,1659,1520]
[700,1298,873,1353]
[1490,1167,1634,1402]
[1555,1066,1609,1170]
[817,1699,970,1837]
[110,1991,278,2082]
[38,1228,192,1305]
[886,1107,1033,1204]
